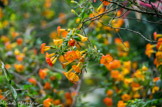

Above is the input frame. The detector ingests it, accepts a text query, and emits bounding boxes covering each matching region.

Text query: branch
[82,8,118,24]
[98,20,156,43]
[107,0,162,18]
[71,71,84,107]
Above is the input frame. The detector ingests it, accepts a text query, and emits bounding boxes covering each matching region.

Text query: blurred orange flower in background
[121,94,131,101]
[14,64,24,72]
[28,78,37,86]
[43,98,52,107]
[100,54,113,65]
[103,97,113,106]
[39,69,47,79]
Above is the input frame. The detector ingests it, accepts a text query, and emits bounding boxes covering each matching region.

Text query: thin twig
[107,0,162,17]
[98,20,156,43]
[71,71,84,107]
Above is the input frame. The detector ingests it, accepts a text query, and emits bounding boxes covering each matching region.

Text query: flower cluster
[145,32,162,68]
[100,36,161,107]
[41,27,88,84]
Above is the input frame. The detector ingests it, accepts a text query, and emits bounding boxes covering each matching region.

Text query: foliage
[0,0,162,107]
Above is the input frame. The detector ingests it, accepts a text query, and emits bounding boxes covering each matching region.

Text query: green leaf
[55,73,62,80]
[10,86,18,100]
[1,61,10,82]
[74,36,81,41]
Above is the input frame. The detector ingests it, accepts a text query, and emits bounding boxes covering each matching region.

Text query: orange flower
[12,32,19,39]
[157,38,162,50]
[100,54,113,65]
[53,39,63,46]
[45,53,53,66]
[155,51,162,67]
[64,92,73,105]
[1,35,10,43]
[79,54,86,62]
[59,55,66,63]
[44,0,51,8]
[0,8,3,19]
[51,57,58,65]
[133,70,145,81]
[131,82,141,91]
[41,43,51,54]
[153,77,160,82]
[72,91,77,97]
[76,50,85,59]
[68,39,76,46]
[103,97,113,106]
[50,31,57,39]
[154,58,157,66]
[132,61,138,70]
[57,26,66,36]
[121,68,130,76]
[0,95,5,100]
[121,94,131,101]
[124,78,133,86]
[154,32,162,40]
[5,64,11,69]
[117,100,125,107]
[45,52,57,66]
[123,61,131,70]
[42,9,54,19]
[39,69,47,79]
[97,3,104,12]
[152,86,159,94]
[117,73,124,81]
[72,62,81,73]
[115,38,122,44]
[16,54,24,62]
[28,78,37,86]
[106,60,121,70]
[61,61,71,69]
[14,64,24,72]
[53,99,61,105]
[145,43,155,58]
[61,31,68,38]
[146,43,155,50]
[154,32,157,40]
[64,51,77,62]
[49,76,55,81]
[5,42,12,50]
[43,98,52,107]
[156,51,162,59]
[133,92,140,98]
[16,38,23,46]
[117,10,122,17]
[111,70,120,79]
[45,57,53,67]
[123,41,129,51]
[65,92,72,99]
[14,49,20,55]
[63,71,79,84]
[106,89,113,97]
[65,98,73,105]
[44,82,51,89]
[59,13,66,24]
[77,34,88,42]
[142,65,148,71]
[100,0,111,6]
